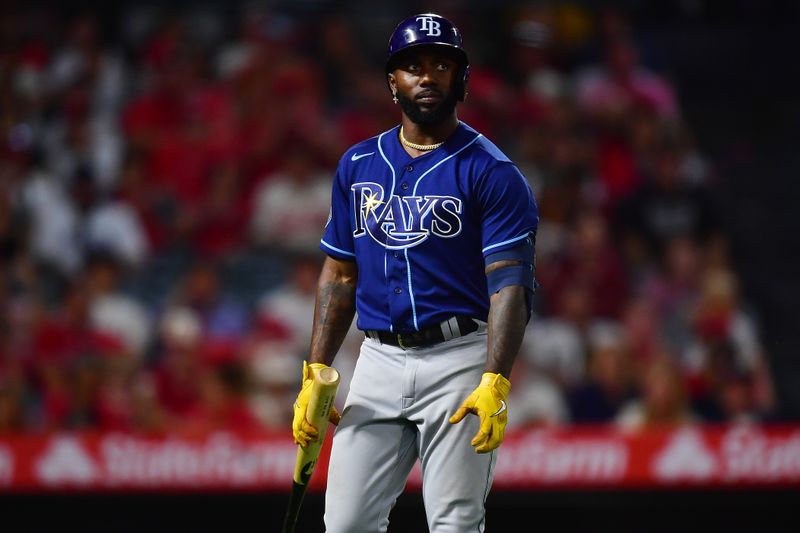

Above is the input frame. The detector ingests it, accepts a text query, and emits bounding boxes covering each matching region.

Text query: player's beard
[398,90,458,127]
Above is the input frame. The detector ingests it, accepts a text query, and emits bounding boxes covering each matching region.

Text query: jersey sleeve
[476,162,539,257]
[320,166,356,261]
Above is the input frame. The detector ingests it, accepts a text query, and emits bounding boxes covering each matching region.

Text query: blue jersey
[320,121,539,333]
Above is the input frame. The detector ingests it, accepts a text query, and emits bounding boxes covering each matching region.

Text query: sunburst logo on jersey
[362,191,383,217]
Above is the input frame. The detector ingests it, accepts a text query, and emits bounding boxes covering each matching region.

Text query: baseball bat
[282,366,340,533]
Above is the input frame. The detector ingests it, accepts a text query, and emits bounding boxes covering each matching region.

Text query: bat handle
[282,481,308,533]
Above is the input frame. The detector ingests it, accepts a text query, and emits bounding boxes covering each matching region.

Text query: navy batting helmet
[386,13,470,101]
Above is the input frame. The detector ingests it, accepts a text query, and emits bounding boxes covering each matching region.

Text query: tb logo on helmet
[416,16,442,36]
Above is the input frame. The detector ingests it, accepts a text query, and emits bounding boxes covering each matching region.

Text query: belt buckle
[396,334,406,350]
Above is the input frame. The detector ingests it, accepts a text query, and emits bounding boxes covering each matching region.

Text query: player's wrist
[302,361,331,383]
[479,372,511,396]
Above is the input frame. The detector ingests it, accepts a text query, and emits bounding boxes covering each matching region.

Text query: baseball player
[292,13,539,532]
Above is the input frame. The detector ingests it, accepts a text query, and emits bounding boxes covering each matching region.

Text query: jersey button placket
[388,163,415,330]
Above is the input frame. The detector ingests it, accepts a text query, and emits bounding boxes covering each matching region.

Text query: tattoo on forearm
[309,279,357,364]
[486,285,527,377]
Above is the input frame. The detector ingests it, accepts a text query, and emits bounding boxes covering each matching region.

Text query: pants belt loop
[440,319,454,341]
[448,316,461,339]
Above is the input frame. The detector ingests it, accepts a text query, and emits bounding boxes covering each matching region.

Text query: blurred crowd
[0,3,778,435]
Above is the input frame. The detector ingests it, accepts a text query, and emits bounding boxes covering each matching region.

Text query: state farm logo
[99,432,296,486]
[35,436,98,485]
[653,428,718,481]
[0,445,13,486]
[497,431,628,482]
[722,426,800,481]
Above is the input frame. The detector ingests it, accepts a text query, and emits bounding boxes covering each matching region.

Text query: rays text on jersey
[351,182,463,249]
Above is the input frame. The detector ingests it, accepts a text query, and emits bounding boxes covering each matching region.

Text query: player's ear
[460,65,470,102]
[387,73,398,102]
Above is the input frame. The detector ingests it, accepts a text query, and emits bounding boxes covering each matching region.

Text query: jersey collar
[382,121,478,166]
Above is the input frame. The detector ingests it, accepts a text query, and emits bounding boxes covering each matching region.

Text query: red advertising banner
[1,425,800,492]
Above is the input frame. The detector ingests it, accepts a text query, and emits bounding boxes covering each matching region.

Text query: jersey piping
[378,129,398,331]
[482,232,531,254]
[321,239,356,257]
[411,133,484,195]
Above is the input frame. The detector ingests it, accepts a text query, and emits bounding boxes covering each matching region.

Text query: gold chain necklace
[399,126,444,151]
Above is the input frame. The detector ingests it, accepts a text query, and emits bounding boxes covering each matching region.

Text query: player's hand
[292,361,342,448]
[449,372,511,453]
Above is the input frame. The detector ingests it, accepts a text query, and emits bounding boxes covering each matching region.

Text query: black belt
[366,316,480,349]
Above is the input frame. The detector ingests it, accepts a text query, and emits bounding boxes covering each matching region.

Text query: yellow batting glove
[292,361,342,448]
[449,372,511,453]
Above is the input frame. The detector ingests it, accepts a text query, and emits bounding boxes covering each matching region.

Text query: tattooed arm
[484,260,528,378]
[308,256,359,365]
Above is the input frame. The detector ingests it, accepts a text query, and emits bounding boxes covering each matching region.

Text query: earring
[392,91,398,104]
